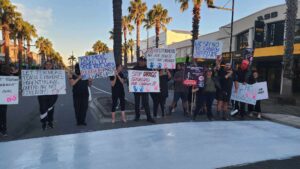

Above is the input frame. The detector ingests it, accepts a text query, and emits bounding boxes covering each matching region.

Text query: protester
[216,62,234,120]
[133,57,155,123]
[168,63,189,116]
[110,64,126,123]
[69,63,92,126]
[150,69,172,118]
[248,69,262,119]
[38,61,58,130]
[192,80,205,120]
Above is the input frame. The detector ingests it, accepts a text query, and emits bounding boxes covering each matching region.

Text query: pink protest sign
[128,70,160,93]
[0,76,19,105]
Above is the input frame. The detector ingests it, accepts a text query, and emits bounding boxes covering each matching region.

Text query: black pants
[73,95,89,124]
[112,93,125,112]
[134,93,152,119]
[205,92,215,118]
[193,92,205,118]
[38,95,58,124]
[235,101,246,117]
[151,93,167,117]
[248,100,261,113]
[0,105,7,132]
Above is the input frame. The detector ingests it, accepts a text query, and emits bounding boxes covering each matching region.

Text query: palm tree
[68,53,76,71]
[0,0,18,65]
[24,22,37,66]
[176,0,214,59]
[12,16,27,70]
[147,3,172,48]
[85,51,97,56]
[143,17,151,50]
[128,39,135,62]
[113,0,122,65]
[92,40,109,54]
[122,15,134,67]
[109,29,114,40]
[128,0,147,59]
[35,37,53,63]
[281,0,298,97]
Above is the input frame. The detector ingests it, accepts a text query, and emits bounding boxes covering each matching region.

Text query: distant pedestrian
[248,70,262,119]
[133,57,155,123]
[110,64,126,123]
[38,61,58,130]
[150,69,172,118]
[69,63,92,126]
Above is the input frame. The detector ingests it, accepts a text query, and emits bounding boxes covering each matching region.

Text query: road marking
[91,86,111,95]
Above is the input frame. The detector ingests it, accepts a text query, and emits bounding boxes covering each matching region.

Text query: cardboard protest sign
[146,48,176,69]
[128,70,160,93]
[184,66,205,87]
[254,82,269,100]
[0,76,19,105]
[194,40,223,59]
[231,83,257,105]
[22,70,66,96]
[79,53,116,80]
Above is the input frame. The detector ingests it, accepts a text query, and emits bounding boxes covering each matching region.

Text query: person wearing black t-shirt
[110,64,126,123]
[69,63,92,126]
[133,58,155,123]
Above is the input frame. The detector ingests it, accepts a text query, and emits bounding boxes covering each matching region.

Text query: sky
[10,0,286,64]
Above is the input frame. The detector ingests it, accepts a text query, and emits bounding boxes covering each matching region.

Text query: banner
[79,53,116,80]
[194,40,223,59]
[22,70,66,96]
[146,48,176,69]
[0,76,19,105]
[231,83,257,105]
[184,66,205,87]
[254,82,269,100]
[128,70,160,93]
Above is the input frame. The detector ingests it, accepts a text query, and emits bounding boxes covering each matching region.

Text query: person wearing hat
[132,57,155,123]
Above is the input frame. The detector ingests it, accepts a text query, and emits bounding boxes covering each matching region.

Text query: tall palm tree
[281,0,298,97]
[13,16,27,70]
[128,0,147,59]
[24,22,37,65]
[122,15,134,67]
[35,37,53,64]
[92,40,109,54]
[113,0,122,65]
[147,3,172,48]
[143,17,151,50]
[109,29,114,40]
[128,39,135,62]
[0,0,18,65]
[176,0,214,59]
[68,53,76,71]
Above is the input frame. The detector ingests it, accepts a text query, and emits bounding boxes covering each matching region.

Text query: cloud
[14,3,53,35]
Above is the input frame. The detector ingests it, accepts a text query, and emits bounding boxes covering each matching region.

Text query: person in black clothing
[203,68,218,120]
[69,63,92,126]
[150,69,172,118]
[133,57,155,123]
[38,61,58,130]
[248,70,262,119]
[110,64,126,123]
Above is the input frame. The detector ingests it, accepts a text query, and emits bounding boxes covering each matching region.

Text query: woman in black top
[38,61,58,130]
[69,63,92,126]
[110,64,126,123]
[150,69,171,118]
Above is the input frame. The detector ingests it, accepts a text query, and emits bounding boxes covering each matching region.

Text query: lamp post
[229,0,235,64]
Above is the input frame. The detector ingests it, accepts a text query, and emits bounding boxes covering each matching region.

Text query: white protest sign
[146,48,176,69]
[231,83,257,105]
[0,76,19,105]
[79,53,116,80]
[128,70,160,93]
[22,70,66,96]
[194,40,223,59]
[254,82,269,100]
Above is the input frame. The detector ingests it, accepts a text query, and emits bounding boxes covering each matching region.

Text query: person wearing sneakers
[248,69,262,119]
[110,64,126,123]
[38,61,58,130]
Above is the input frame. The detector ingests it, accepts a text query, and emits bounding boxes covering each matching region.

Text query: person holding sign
[69,63,92,126]
[38,61,58,130]
[248,70,262,119]
[132,58,155,123]
[110,64,126,123]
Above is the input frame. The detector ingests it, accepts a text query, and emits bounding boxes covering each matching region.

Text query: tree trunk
[191,2,201,60]
[155,22,160,48]
[27,40,32,67]
[131,47,133,62]
[124,30,128,68]
[113,0,122,65]
[2,23,10,65]
[280,0,298,97]
[17,37,23,72]
[136,21,141,59]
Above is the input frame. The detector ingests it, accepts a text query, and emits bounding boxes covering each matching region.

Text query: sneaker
[42,123,47,131]
[48,122,54,129]
[257,113,262,119]
[230,109,239,116]
[147,118,156,123]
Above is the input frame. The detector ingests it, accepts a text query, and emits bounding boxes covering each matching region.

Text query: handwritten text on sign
[79,53,116,80]
[194,40,223,59]
[0,76,19,105]
[231,83,257,105]
[146,48,176,69]
[128,70,160,93]
[22,70,66,96]
[184,66,205,87]
[254,82,269,100]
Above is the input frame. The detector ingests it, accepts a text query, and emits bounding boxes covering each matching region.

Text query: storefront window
[266,21,284,46]
[237,31,249,51]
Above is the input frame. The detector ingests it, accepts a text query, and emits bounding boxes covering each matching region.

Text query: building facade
[168,2,300,93]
